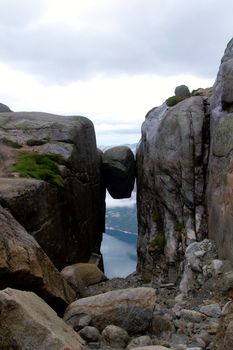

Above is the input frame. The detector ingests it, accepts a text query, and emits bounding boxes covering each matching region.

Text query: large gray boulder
[102,146,135,199]
[0,102,11,112]
[0,205,76,314]
[207,37,233,262]
[0,288,84,350]
[136,96,209,277]
[64,287,156,334]
[0,112,105,270]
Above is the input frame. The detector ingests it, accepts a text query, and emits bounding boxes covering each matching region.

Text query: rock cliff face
[136,37,233,283]
[207,38,233,262]
[137,96,210,278]
[0,112,105,269]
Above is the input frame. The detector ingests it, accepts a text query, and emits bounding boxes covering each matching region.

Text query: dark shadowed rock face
[207,38,233,262]
[102,146,135,199]
[0,205,76,315]
[136,96,210,278]
[0,102,11,112]
[0,112,105,270]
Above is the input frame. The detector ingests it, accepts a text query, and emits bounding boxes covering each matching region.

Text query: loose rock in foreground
[0,288,84,350]
[0,205,75,314]
[64,287,156,334]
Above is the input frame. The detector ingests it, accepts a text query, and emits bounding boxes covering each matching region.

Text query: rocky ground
[77,239,232,350]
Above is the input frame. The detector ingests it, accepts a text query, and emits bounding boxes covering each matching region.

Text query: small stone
[130,347,170,350]
[127,335,152,349]
[152,314,175,335]
[211,259,223,274]
[175,85,191,98]
[101,325,129,348]
[206,320,219,335]
[79,314,92,328]
[180,309,206,323]
[199,304,221,318]
[78,326,100,342]
[171,333,188,345]
[197,330,211,344]
[175,293,184,303]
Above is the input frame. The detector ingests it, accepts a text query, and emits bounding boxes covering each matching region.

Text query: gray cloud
[0,0,232,83]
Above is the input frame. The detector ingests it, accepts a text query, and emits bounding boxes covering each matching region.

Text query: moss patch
[174,222,185,232]
[150,233,165,253]
[166,95,183,107]
[151,210,166,253]
[14,151,64,186]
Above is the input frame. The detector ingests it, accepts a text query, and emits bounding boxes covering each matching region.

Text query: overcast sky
[0,0,232,145]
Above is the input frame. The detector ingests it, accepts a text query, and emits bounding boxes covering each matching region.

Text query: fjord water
[101,193,138,278]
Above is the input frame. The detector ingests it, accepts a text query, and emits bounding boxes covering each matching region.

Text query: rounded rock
[101,324,129,348]
[102,146,135,199]
[175,85,191,98]
[78,326,100,342]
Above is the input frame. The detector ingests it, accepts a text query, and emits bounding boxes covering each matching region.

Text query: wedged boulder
[0,102,11,112]
[64,287,156,334]
[0,288,84,350]
[137,96,209,277]
[102,146,135,199]
[207,37,233,263]
[0,205,76,314]
[0,112,105,269]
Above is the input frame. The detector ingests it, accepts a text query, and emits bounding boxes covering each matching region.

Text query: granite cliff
[136,38,233,294]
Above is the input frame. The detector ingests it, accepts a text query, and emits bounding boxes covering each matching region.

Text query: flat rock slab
[64,287,156,334]
[0,288,84,350]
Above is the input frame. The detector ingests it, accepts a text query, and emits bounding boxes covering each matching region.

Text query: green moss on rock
[166,95,183,107]
[14,151,64,186]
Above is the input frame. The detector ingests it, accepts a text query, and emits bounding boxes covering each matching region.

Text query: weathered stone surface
[216,301,233,349]
[199,303,221,317]
[175,85,191,98]
[207,37,233,263]
[61,263,105,297]
[102,146,135,199]
[0,112,105,269]
[179,239,217,294]
[64,287,156,334]
[0,102,11,112]
[61,263,106,289]
[137,97,209,277]
[101,325,129,348]
[0,288,84,350]
[78,326,100,342]
[0,205,75,314]
[127,336,152,349]
[129,347,170,350]
[180,309,206,323]
[192,87,212,97]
